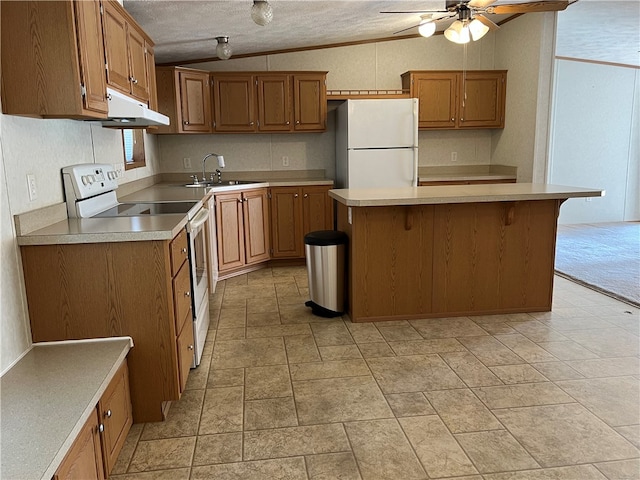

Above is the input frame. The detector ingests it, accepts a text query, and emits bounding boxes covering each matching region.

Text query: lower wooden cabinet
[270,185,334,259]
[176,317,195,392]
[54,411,105,480]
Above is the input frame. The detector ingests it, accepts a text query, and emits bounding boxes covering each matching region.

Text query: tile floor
[110,266,640,480]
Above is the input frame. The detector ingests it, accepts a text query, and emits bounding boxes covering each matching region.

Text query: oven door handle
[187,207,209,231]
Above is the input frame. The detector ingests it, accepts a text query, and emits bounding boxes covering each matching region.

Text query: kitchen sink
[183,180,261,187]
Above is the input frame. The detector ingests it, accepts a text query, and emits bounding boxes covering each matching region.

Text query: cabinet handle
[105,409,112,418]
[99,424,104,433]
[303,193,308,198]
[296,120,300,124]
[107,93,112,100]
[188,344,194,350]
[451,117,455,122]
[129,76,138,84]
[249,121,254,126]
[460,118,464,122]
[183,121,190,125]
[286,121,290,125]
[181,247,187,254]
[185,291,191,297]
[237,199,243,204]
[294,193,299,198]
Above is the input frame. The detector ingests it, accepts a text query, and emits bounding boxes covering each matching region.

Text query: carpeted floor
[555,221,640,307]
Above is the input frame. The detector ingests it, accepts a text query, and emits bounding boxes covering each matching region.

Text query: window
[122,129,146,170]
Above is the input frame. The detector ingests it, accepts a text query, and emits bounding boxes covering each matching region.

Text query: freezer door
[347,148,417,188]
[345,99,418,149]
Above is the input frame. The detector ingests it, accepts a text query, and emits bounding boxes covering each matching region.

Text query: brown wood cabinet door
[413,73,457,129]
[97,361,132,478]
[54,410,105,480]
[243,188,271,264]
[458,71,506,128]
[293,74,326,131]
[126,24,149,102]
[213,75,256,132]
[257,74,292,132]
[302,186,333,235]
[216,193,246,270]
[146,43,158,111]
[270,187,304,258]
[102,2,131,95]
[74,0,108,114]
[179,70,212,133]
[176,318,195,392]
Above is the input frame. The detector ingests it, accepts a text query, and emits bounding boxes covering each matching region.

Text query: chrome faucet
[202,153,225,183]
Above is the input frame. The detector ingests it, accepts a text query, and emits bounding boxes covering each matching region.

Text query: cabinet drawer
[170,229,189,276]
[176,320,195,392]
[172,262,192,332]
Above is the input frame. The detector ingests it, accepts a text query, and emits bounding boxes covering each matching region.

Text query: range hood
[100,88,170,128]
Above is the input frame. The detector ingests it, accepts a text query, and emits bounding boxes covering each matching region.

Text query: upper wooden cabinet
[293,73,327,131]
[155,67,212,134]
[402,70,507,130]
[213,74,257,132]
[1,0,108,119]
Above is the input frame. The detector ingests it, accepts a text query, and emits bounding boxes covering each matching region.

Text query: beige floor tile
[345,419,427,480]
[243,424,350,460]
[476,322,518,335]
[594,458,640,480]
[539,316,616,330]
[275,281,301,297]
[127,437,196,473]
[440,351,504,387]
[376,324,422,342]
[185,359,210,390]
[493,403,639,467]
[565,357,640,378]
[245,364,292,399]
[279,303,323,323]
[244,397,298,430]
[246,324,312,338]
[111,423,143,475]
[199,386,243,434]
[367,354,465,394]
[207,368,244,388]
[556,376,640,427]
[247,311,282,327]
[385,392,435,417]
[246,297,279,313]
[388,338,466,355]
[212,337,287,369]
[191,457,307,480]
[455,430,539,473]
[109,468,191,480]
[310,320,355,346]
[218,307,247,329]
[410,317,489,338]
[507,320,568,343]
[293,376,392,424]
[216,327,246,340]
[318,344,363,360]
[357,342,396,358]
[192,432,242,466]
[345,322,385,343]
[400,415,478,477]
[141,389,205,440]
[458,336,526,366]
[605,314,640,336]
[562,328,640,357]
[615,425,640,449]
[284,335,321,363]
[473,382,575,409]
[305,452,362,480]
[224,275,248,287]
[489,364,549,384]
[290,359,370,381]
[530,362,584,381]
[495,334,558,363]
[225,283,276,301]
[482,465,608,480]
[425,389,503,433]
[536,340,599,360]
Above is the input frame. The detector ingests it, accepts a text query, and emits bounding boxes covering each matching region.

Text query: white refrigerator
[335,98,418,188]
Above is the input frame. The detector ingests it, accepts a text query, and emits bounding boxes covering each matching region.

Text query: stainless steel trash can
[304,230,347,318]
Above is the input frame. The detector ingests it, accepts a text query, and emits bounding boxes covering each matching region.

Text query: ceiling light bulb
[251,0,273,26]
[469,18,489,41]
[444,20,470,44]
[215,36,232,60]
[418,21,436,38]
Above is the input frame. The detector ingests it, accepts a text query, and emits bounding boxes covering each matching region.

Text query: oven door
[187,206,210,367]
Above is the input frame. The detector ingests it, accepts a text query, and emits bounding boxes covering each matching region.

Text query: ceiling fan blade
[475,13,499,30]
[468,0,497,7]
[380,10,448,14]
[487,1,570,14]
[393,23,422,35]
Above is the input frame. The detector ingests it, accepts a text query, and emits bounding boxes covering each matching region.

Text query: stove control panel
[62,163,119,202]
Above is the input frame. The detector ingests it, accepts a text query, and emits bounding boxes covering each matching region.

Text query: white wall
[549,59,640,223]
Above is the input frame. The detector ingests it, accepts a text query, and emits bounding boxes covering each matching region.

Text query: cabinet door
[54,410,105,480]
[74,0,108,114]
[126,24,149,102]
[97,361,133,478]
[302,186,334,235]
[146,43,158,111]
[176,318,195,392]
[216,193,246,270]
[213,75,256,132]
[243,188,271,264]
[270,187,304,258]
[102,2,131,95]
[257,74,292,132]
[293,74,326,131]
[458,71,506,128]
[413,73,457,129]
[179,70,212,133]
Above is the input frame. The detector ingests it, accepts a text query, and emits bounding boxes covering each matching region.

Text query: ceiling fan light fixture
[215,36,232,60]
[418,20,436,38]
[251,0,273,26]
[468,18,490,41]
[444,20,470,44]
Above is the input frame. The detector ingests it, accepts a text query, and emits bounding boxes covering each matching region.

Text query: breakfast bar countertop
[329,183,604,207]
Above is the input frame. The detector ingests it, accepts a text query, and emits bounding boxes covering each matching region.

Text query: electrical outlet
[282,156,290,167]
[451,152,458,162]
[27,174,37,201]
[183,157,192,169]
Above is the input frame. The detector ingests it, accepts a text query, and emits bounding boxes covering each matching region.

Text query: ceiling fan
[383,0,572,43]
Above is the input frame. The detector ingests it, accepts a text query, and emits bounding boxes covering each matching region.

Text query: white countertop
[1,337,133,480]
[329,183,604,207]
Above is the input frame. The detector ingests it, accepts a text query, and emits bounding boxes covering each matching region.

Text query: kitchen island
[330,183,603,323]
